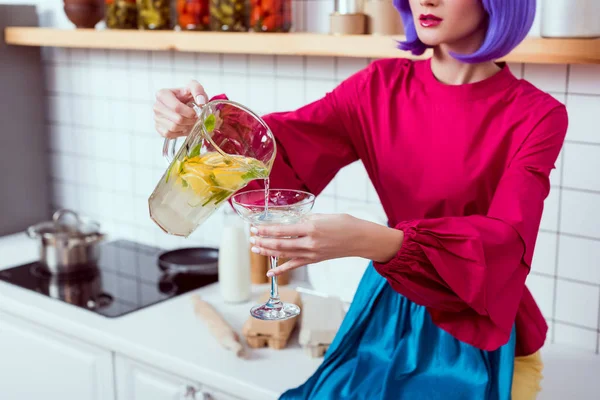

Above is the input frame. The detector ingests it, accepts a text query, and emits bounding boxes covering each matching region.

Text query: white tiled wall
[16,0,600,354]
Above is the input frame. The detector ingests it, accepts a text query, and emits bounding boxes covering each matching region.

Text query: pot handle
[83,233,106,245]
[52,209,81,224]
[26,225,38,239]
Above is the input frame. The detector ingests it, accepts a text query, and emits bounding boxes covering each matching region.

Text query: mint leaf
[204,114,216,132]
[188,144,201,158]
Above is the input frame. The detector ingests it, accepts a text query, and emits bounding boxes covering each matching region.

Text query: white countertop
[0,232,322,400]
[2,232,600,400]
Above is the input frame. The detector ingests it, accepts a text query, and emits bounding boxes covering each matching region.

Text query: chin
[414,31,445,47]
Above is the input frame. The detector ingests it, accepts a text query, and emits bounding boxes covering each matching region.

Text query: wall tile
[106,67,131,100]
[48,124,73,153]
[151,69,176,96]
[566,95,600,144]
[249,55,275,76]
[47,94,71,124]
[70,64,90,96]
[222,54,248,75]
[77,156,97,188]
[111,99,132,134]
[553,323,599,352]
[555,279,599,329]
[196,53,222,72]
[129,69,153,102]
[134,166,160,197]
[70,48,89,65]
[108,49,128,67]
[128,50,150,68]
[112,193,136,224]
[550,149,563,187]
[312,196,337,215]
[88,49,108,66]
[74,127,97,158]
[174,52,197,72]
[335,161,369,202]
[275,78,305,112]
[526,274,555,319]
[507,63,523,79]
[366,179,380,203]
[51,47,70,63]
[276,55,304,78]
[305,80,330,104]
[336,57,369,81]
[89,66,112,98]
[560,190,600,239]
[196,71,223,99]
[523,64,568,93]
[248,76,276,113]
[78,187,101,217]
[222,74,249,106]
[540,187,560,231]
[306,57,335,79]
[321,179,336,197]
[568,65,600,95]
[562,143,600,191]
[151,51,172,70]
[70,96,93,127]
[558,235,600,285]
[531,231,558,276]
[45,63,71,93]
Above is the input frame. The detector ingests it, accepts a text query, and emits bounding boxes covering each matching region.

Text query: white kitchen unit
[0,311,114,400]
[116,355,241,400]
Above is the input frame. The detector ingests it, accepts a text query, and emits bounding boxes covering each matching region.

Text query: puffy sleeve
[373,107,568,351]
[243,67,371,195]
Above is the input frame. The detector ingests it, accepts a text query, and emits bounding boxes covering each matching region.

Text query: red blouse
[249,58,568,356]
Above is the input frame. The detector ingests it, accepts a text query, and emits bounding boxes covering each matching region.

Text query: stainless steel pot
[27,209,106,275]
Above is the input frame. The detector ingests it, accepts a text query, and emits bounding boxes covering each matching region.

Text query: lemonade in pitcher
[149,99,276,237]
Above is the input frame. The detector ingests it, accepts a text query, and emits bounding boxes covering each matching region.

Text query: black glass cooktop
[0,240,218,318]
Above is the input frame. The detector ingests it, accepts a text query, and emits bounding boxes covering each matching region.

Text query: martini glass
[232,189,315,320]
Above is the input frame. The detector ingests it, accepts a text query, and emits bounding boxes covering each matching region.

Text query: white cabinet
[0,311,115,400]
[115,355,243,400]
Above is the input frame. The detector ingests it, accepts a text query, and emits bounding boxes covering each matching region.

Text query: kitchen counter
[2,232,600,399]
[0,232,322,400]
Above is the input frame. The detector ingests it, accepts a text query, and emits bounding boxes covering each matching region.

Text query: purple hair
[394,0,536,64]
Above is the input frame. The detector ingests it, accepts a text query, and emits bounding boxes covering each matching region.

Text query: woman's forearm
[354,218,404,263]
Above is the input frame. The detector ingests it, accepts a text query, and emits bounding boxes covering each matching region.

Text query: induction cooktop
[0,240,219,318]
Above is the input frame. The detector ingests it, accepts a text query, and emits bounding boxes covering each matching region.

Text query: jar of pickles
[250,0,291,32]
[177,0,210,30]
[209,0,248,32]
[105,0,138,29]
[137,0,171,30]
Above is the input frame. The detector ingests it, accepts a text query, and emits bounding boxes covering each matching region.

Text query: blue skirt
[281,263,516,400]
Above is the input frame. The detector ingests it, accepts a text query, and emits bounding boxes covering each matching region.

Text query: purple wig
[394,0,537,64]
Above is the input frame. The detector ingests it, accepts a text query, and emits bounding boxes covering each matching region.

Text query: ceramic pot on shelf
[63,0,105,29]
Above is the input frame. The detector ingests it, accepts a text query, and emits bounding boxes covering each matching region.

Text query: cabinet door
[0,311,115,400]
[115,355,200,400]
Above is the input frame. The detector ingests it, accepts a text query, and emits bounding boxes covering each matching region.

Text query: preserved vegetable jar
[137,0,171,30]
[105,0,138,29]
[209,0,248,32]
[250,0,291,32]
[177,0,210,30]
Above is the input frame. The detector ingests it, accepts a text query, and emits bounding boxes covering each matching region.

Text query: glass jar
[105,0,138,29]
[249,0,291,32]
[137,0,171,30]
[177,0,210,30]
[209,0,248,32]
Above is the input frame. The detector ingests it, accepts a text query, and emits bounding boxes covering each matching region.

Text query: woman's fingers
[187,80,208,106]
[252,221,314,238]
[267,258,311,277]
[155,116,189,138]
[155,88,197,119]
[153,100,197,127]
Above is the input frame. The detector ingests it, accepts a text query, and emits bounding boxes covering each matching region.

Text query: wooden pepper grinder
[249,230,290,285]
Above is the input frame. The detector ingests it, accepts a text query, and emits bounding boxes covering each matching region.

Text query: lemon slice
[181,173,211,197]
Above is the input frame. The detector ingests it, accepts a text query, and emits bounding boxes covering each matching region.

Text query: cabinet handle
[183,385,198,399]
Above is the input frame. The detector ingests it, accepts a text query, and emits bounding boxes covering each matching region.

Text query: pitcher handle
[162,102,205,164]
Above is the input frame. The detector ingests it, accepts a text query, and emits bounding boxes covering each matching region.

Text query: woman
[153,0,566,398]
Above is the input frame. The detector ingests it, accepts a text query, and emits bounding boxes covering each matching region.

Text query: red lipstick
[419,14,442,28]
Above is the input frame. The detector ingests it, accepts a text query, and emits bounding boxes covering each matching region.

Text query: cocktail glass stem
[265,255,282,310]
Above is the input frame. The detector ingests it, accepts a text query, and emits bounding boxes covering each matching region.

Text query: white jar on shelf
[541,0,600,38]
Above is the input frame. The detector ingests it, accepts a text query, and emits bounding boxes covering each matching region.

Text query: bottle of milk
[218,215,251,303]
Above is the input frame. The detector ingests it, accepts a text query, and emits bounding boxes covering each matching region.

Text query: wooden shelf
[5,27,600,64]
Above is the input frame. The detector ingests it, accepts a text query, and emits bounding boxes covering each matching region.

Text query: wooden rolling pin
[191,295,246,358]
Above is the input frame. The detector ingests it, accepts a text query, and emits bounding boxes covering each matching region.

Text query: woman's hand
[250,214,405,277]
[153,80,209,138]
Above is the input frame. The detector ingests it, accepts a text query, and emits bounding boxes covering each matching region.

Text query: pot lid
[28,209,101,239]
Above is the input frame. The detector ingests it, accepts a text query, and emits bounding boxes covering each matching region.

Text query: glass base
[250,300,300,321]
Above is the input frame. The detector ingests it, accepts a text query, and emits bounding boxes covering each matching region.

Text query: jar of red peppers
[105,0,138,29]
[177,0,210,30]
[250,0,291,32]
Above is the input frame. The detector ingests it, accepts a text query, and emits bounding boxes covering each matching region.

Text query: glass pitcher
[148,99,276,237]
